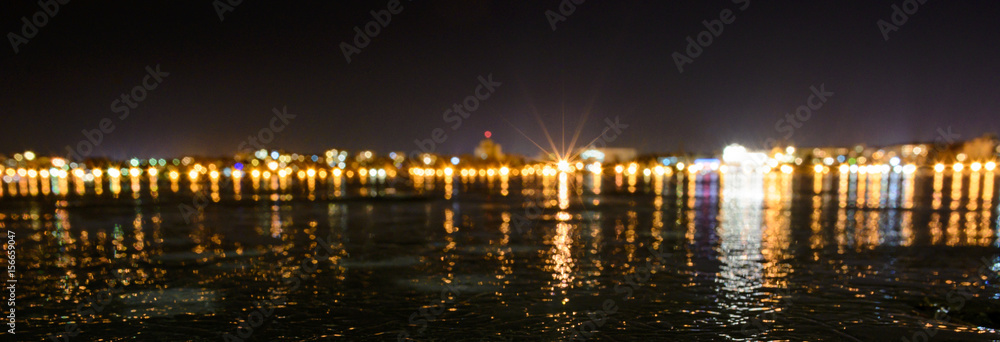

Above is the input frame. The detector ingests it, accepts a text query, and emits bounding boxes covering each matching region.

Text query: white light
[557,160,570,172]
[722,144,748,164]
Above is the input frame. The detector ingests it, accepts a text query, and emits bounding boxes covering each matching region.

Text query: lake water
[6,168,1000,341]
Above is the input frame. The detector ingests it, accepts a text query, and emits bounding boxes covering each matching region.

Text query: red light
[484,131,491,138]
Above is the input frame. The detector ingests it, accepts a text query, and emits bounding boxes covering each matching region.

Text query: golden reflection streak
[932,170,944,210]
[762,172,791,287]
[951,170,963,211]
[549,212,575,291]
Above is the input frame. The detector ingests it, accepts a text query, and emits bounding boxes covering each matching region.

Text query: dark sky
[2,0,999,159]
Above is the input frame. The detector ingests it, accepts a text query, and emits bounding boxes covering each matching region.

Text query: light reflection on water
[5,168,1000,341]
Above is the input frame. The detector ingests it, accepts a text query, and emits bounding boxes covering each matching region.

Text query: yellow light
[444,167,454,176]
[306,168,316,177]
[39,170,48,178]
[332,168,342,177]
[188,170,199,180]
[147,167,158,176]
[953,163,964,173]
[72,169,85,178]
[232,170,243,178]
[987,161,997,171]
[168,170,179,180]
[278,169,287,178]
[934,163,945,173]
[499,166,509,176]
[614,165,624,173]
[654,165,664,175]
[575,162,583,170]
[971,162,982,172]
[92,169,103,177]
[781,165,794,174]
[487,168,496,176]
[108,168,121,178]
[676,162,685,171]
[129,168,141,177]
[23,151,35,161]
[263,171,271,178]
[210,170,220,179]
[267,161,279,171]
[813,164,824,173]
[251,169,261,178]
[51,158,66,167]
[297,170,306,179]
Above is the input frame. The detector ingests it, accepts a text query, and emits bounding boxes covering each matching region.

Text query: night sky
[2,0,999,159]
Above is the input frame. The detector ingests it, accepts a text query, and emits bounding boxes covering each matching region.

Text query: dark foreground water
[6,170,1000,341]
